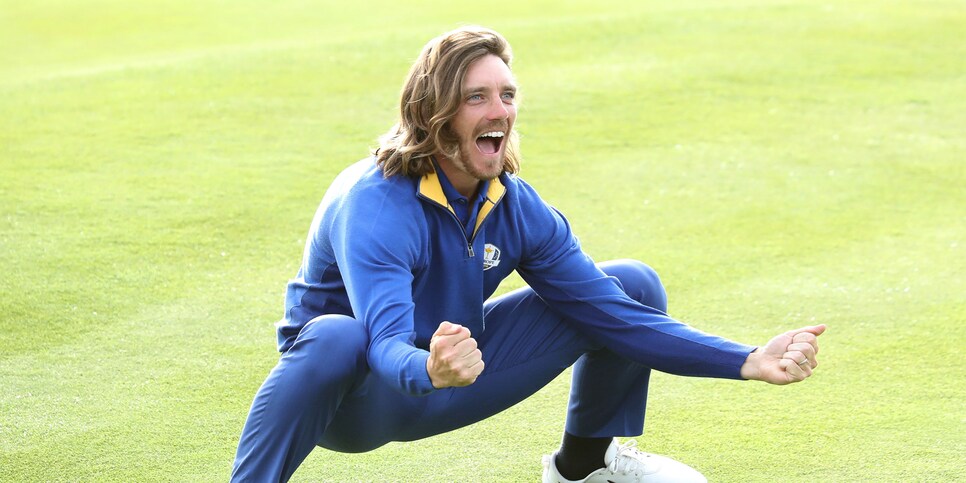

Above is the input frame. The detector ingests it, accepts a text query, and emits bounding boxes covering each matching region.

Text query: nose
[486,97,509,121]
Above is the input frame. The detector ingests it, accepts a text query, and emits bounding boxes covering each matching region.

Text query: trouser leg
[231,315,367,483]
[566,259,668,437]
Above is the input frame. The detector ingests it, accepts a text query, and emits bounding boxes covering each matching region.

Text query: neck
[434,155,482,198]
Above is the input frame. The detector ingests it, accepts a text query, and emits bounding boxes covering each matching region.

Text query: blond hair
[375,26,521,177]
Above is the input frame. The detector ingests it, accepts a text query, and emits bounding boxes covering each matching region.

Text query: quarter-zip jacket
[277,157,754,397]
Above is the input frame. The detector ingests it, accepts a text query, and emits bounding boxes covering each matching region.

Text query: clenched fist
[740,324,827,385]
[426,321,485,389]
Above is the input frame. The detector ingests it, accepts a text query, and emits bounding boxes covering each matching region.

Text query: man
[231,26,826,482]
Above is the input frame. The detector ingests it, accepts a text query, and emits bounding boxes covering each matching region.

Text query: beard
[452,143,503,180]
[442,123,508,181]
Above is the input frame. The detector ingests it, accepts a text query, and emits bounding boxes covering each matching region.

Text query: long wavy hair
[374,26,521,177]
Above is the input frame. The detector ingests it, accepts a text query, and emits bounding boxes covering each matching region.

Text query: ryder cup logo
[482,244,501,271]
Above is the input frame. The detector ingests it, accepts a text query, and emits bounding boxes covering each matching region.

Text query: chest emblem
[482,244,501,271]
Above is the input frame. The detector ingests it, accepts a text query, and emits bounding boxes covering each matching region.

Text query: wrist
[739,348,760,381]
[426,355,441,389]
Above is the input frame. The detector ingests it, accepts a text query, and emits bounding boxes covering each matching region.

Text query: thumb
[799,324,828,337]
[784,324,827,339]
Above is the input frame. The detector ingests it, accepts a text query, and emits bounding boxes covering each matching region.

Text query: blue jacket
[277,157,753,396]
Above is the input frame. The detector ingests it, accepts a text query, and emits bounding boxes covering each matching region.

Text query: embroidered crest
[482,244,501,271]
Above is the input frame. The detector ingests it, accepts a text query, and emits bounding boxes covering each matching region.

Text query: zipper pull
[467,244,475,257]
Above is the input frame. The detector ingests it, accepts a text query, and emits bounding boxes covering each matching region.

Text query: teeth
[479,131,504,138]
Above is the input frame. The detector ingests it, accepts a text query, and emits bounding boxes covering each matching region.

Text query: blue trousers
[231,260,667,482]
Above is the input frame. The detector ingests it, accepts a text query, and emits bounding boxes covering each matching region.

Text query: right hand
[426,321,484,389]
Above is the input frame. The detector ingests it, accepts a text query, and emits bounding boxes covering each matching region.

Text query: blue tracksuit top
[276,157,754,396]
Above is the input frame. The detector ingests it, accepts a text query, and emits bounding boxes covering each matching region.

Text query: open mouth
[476,131,505,155]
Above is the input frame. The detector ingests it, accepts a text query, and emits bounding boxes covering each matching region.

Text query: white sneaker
[542,439,707,483]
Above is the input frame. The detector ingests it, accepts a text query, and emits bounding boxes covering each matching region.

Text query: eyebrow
[462,83,518,97]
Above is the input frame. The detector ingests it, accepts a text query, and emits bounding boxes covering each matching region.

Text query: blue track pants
[231,260,666,482]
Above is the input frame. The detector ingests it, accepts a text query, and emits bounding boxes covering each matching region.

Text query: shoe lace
[607,440,652,475]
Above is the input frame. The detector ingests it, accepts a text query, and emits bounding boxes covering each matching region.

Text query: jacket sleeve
[516,195,754,380]
[329,187,436,396]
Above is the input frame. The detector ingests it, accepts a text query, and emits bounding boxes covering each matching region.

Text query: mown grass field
[1,1,963,481]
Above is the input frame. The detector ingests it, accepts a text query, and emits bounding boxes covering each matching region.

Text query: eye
[501,91,516,102]
[467,94,483,102]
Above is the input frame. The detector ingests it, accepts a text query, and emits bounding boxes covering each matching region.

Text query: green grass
[2,0,964,481]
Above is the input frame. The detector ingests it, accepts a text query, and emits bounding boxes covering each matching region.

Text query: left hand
[740,325,827,385]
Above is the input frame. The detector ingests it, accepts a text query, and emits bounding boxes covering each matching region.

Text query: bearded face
[438,54,517,187]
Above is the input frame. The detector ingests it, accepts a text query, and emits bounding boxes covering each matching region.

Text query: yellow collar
[418,169,507,238]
